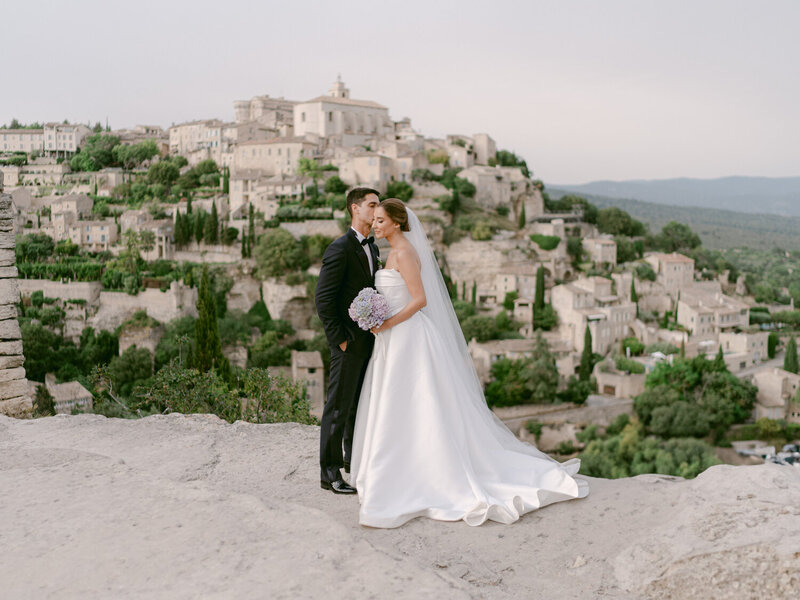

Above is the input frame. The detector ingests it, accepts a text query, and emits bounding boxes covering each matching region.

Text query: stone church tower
[0,171,32,417]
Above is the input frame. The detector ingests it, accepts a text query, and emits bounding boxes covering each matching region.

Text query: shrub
[529,234,561,251]
[614,355,645,374]
[385,180,414,202]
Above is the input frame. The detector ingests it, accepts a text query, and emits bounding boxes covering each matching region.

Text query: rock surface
[1,414,798,599]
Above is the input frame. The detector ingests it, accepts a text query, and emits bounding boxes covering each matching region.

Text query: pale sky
[3,0,799,184]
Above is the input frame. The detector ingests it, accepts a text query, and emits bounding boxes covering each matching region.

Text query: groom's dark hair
[346,187,380,218]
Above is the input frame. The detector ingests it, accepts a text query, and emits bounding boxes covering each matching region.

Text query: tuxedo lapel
[348,229,372,282]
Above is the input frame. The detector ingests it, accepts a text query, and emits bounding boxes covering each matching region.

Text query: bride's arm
[371,249,426,333]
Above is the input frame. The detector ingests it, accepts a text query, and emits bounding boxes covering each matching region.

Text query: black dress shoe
[343,462,351,474]
[321,479,357,494]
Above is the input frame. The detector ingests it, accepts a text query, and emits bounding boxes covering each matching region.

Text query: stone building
[0,171,31,417]
[1,128,44,153]
[291,350,324,418]
[676,282,749,342]
[551,276,637,355]
[233,94,297,129]
[234,137,317,176]
[582,237,617,266]
[43,123,91,157]
[644,252,695,298]
[751,367,800,422]
[44,375,93,415]
[293,77,392,147]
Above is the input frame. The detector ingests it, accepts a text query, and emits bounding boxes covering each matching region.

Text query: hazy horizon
[3,0,799,184]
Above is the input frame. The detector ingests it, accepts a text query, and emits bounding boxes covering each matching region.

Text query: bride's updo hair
[380,198,410,231]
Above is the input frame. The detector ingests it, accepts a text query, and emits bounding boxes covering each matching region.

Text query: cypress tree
[518,203,526,229]
[579,325,593,381]
[471,280,477,306]
[534,267,545,311]
[174,212,183,247]
[186,195,193,214]
[192,266,231,382]
[712,345,726,372]
[248,203,255,247]
[241,228,247,258]
[205,202,219,244]
[768,332,779,359]
[630,279,639,317]
[784,336,798,374]
[194,210,205,243]
[461,281,466,301]
[222,167,229,194]
[680,339,686,358]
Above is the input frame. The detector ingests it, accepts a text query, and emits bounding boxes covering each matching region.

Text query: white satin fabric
[351,269,589,528]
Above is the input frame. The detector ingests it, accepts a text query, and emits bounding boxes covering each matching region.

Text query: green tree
[324,175,348,194]
[631,279,639,316]
[248,330,290,367]
[768,332,779,359]
[114,140,159,169]
[192,266,231,382]
[579,325,594,381]
[712,346,727,372]
[107,346,153,398]
[785,336,799,374]
[386,180,414,202]
[471,280,477,305]
[69,134,120,171]
[460,315,497,342]
[254,228,310,278]
[597,207,646,237]
[654,221,702,253]
[518,203,526,229]
[297,157,322,195]
[193,209,206,243]
[534,268,545,311]
[204,202,219,244]
[147,160,180,186]
[485,334,558,406]
[16,233,55,262]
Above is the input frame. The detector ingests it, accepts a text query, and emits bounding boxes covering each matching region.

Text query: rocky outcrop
[0,172,30,417]
[1,413,797,599]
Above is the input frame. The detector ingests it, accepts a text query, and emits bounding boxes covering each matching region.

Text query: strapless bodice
[375,269,410,316]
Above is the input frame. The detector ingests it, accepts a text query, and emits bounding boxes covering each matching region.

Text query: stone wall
[0,172,32,417]
[90,281,198,331]
[279,220,343,240]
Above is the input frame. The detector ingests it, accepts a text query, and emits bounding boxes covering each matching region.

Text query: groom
[315,187,381,494]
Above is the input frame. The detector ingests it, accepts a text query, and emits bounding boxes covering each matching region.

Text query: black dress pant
[319,344,370,483]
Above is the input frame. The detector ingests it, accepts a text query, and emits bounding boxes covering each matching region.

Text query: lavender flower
[348,288,390,331]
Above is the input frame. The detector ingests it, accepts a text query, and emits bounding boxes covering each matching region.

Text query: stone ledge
[0,340,23,356]
[0,396,32,418]
[0,355,24,369]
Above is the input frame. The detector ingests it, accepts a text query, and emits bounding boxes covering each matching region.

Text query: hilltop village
[1,78,798,474]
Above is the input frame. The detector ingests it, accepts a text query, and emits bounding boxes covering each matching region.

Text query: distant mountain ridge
[548,187,800,252]
[549,176,800,217]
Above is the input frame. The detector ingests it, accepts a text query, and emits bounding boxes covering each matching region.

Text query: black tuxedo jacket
[315,229,380,357]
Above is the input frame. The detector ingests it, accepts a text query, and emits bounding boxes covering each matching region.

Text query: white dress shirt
[351,227,374,274]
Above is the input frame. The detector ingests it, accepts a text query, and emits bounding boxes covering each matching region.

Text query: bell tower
[328,74,350,99]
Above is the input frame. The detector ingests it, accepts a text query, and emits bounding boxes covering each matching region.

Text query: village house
[43,123,91,157]
[67,219,118,252]
[676,282,749,342]
[44,374,93,414]
[234,137,318,176]
[551,276,637,355]
[582,237,617,266]
[645,252,695,299]
[751,367,800,423]
[1,128,44,153]
[233,94,297,130]
[291,350,325,418]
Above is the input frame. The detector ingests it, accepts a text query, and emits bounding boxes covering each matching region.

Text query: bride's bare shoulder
[395,244,421,270]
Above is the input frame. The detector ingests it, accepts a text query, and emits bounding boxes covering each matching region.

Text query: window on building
[301,112,306,122]
[328,112,333,122]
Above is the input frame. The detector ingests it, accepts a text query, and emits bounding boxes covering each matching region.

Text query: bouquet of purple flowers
[348,288,390,331]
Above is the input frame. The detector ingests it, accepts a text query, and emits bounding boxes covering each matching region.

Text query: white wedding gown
[351,269,589,528]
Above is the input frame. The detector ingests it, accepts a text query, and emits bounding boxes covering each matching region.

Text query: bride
[350,199,589,528]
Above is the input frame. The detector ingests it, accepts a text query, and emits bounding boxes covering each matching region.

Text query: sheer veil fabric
[350,208,589,528]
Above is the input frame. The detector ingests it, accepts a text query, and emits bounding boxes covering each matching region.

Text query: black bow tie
[360,236,374,246]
